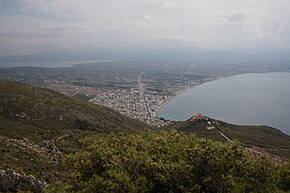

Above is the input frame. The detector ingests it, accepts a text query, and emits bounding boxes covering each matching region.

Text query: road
[138,72,151,117]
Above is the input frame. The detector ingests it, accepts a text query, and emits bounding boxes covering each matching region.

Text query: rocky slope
[0,80,149,192]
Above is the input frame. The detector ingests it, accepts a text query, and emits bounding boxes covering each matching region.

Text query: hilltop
[161,115,290,158]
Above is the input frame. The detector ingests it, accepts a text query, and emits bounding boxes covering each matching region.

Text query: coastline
[153,72,290,135]
[153,76,223,117]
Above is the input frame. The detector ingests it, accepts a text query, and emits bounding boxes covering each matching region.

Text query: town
[0,61,223,126]
[0,59,274,126]
[89,72,209,126]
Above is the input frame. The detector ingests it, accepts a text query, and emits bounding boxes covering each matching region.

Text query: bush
[278,163,290,192]
[58,130,287,193]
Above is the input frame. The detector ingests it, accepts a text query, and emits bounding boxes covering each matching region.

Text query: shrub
[58,130,287,193]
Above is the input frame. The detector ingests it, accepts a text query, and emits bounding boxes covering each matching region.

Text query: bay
[157,72,290,135]
[0,60,111,68]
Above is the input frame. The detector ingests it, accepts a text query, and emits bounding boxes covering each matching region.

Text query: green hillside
[54,131,290,193]
[161,119,226,141]
[0,80,149,189]
[1,81,290,192]
[0,80,148,133]
[161,118,290,157]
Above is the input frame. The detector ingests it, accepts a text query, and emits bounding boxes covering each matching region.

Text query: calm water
[0,60,111,68]
[157,73,290,135]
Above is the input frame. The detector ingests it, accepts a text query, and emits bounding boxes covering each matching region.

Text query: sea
[157,72,290,135]
[0,60,111,68]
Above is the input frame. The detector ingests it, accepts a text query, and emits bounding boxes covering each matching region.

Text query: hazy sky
[1,0,290,55]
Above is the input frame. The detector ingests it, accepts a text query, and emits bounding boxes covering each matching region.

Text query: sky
[1,0,290,55]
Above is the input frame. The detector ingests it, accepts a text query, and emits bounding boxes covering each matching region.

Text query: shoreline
[153,72,290,136]
[153,76,223,117]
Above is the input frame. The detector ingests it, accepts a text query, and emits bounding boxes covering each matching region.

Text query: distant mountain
[0,49,149,63]
[130,50,258,63]
[161,117,290,158]
[0,51,110,63]
[2,48,290,65]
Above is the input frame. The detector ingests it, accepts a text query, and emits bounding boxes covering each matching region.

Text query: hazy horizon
[1,0,290,56]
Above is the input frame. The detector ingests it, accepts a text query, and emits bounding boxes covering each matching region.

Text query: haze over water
[158,72,290,135]
[0,60,109,68]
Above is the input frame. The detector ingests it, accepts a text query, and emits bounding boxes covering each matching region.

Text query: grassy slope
[0,80,148,133]
[1,80,290,187]
[162,119,290,157]
[161,119,226,141]
[0,80,149,183]
[217,120,290,157]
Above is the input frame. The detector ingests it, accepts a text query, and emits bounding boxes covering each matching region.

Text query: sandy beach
[153,77,222,117]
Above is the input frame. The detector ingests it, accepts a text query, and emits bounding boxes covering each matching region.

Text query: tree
[55,130,288,193]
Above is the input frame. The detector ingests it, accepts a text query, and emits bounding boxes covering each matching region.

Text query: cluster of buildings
[90,88,165,126]
[190,114,216,130]
[90,75,201,126]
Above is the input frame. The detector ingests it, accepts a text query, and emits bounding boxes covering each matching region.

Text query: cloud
[143,15,153,20]
[161,2,176,8]
[1,0,290,55]
[221,12,249,23]
[39,25,71,32]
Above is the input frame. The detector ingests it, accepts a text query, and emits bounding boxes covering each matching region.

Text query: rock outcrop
[0,169,46,193]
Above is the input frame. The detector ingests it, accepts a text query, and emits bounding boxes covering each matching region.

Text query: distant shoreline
[0,60,113,68]
[154,76,223,117]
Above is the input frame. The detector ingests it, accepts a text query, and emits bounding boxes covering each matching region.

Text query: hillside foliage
[56,130,290,193]
[0,80,148,186]
[162,119,290,157]
[0,80,148,133]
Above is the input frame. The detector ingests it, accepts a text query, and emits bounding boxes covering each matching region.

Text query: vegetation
[0,80,148,133]
[0,80,148,185]
[161,119,226,141]
[1,80,290,192]
[162,119,290,157]
[217,121,290,157]
[54,130,290,193]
